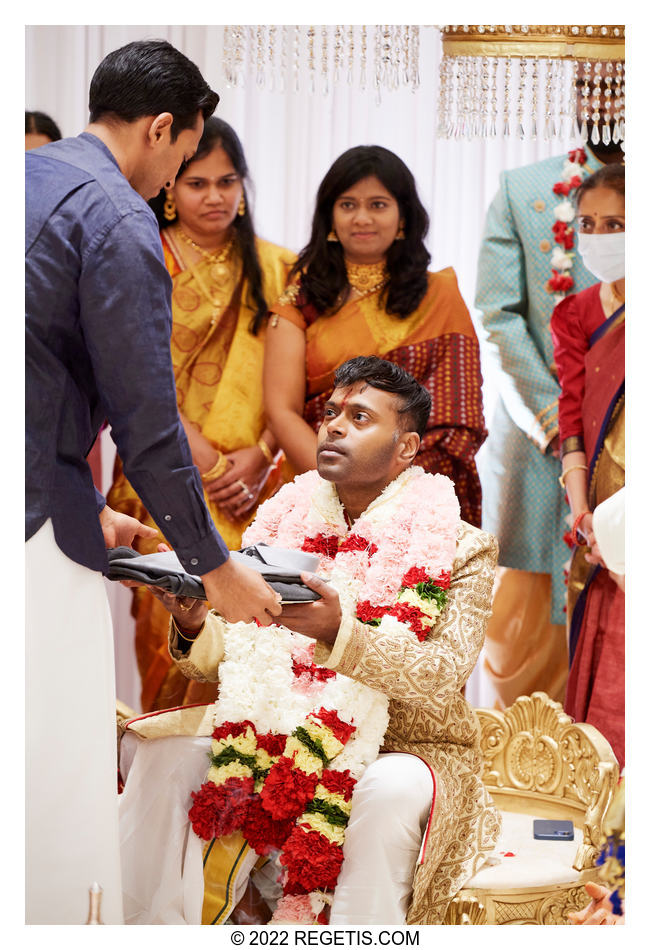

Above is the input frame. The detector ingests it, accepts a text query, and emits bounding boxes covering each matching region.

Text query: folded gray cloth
[106,543,322,603]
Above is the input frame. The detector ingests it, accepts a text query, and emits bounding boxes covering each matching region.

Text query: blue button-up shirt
[26,132,229,575]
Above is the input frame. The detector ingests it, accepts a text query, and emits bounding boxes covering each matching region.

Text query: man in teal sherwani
[475,140,622,709]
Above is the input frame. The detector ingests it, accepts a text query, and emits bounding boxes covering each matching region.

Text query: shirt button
[190,558,199,566]
[164,515,172,521]
[534,199,546,212]
[539,239,551,252]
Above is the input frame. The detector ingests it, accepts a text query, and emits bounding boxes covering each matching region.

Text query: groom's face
[316,382,409,487]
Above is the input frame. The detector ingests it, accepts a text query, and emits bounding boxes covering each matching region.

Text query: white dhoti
[26,519,123,923]
[329,753,434,925]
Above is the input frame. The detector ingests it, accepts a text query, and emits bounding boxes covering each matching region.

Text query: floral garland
[546,147,588,300]
[356,565,451,642]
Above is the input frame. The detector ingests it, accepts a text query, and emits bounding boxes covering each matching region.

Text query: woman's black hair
[25,110,62,141]
[150,117,268,335]
[289,145,431,318]
[575,162,625,208]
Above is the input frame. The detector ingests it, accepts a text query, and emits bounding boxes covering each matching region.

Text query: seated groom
[119,356,501,926]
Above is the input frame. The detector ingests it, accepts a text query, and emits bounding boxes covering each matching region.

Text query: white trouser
[329,753,433,924]
[26,520,123,923]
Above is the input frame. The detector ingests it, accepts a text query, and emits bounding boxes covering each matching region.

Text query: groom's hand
[278,574,342,645]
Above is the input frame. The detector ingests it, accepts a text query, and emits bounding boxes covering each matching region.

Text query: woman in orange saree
[108,119,293,711]
[263,146,486,527]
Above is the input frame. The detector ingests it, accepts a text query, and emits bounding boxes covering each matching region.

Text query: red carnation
[569,147,587,165]
[261,756,319,820]
[434,570,451,590]
[212,720,256,743]
[256,732,289,757]
[560,230,575,250]
[388,602,429,641]
[301,534,340,559]
[401,565,429,588]
[292,659,336,683]
[562,530,574,549]
[339,534,378,557]
[319,768,357,801]
[552,220,568,236]
[312,708,356,745]
[548,270,574,293]
[552,181,570,196]
[188,776,254,841]
[356,600,388,624]
[568,174,583,190]
[241,795,296,855]
[280,826,345,894]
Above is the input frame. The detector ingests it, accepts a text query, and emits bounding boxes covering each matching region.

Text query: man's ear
[397,431,420,465]
[146,112,174,147]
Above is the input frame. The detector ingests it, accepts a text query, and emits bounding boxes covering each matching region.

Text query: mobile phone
[533,819,574,841]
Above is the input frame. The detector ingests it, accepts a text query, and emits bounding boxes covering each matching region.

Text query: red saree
[564,298,625,766]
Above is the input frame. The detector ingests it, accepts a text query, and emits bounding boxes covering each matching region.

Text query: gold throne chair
[444,691,619,925]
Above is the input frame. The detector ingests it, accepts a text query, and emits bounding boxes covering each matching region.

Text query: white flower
[554,199,575,223]
[562,160,585,180]
[551,246,573,271]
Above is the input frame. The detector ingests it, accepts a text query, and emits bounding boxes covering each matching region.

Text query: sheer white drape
[26,24,582,710]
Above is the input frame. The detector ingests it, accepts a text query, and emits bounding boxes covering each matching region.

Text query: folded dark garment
[106,543,322,603]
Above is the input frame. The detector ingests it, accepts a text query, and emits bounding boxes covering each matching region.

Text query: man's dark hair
[88,40,219,141]
[25,110,62,141]
[333,356,431,438]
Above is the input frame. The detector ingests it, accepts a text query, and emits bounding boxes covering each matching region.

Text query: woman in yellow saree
[108,118,293,711]
[263,146,486,527]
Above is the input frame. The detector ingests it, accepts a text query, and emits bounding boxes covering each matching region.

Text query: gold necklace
[345,260,388,297]
[176,227,235,285]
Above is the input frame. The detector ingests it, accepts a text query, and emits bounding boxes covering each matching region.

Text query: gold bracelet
[201,453,230,482]
[558,464,588,489]
[257,437,275,465]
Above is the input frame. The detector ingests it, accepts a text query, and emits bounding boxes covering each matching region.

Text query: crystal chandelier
[438,25,625,146]
[222,26,421,97]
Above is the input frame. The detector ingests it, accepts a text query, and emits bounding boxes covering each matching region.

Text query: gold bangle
[201,453,230,482]
[558,464,588,489]
[257,437,275,465]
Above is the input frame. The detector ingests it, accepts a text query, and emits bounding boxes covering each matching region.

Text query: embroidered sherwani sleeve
[317,528,498,708]
[167,611,226,682]
[475,173,560,452]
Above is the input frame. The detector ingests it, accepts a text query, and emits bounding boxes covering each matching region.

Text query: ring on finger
[237,479,249,495]
[177,598,193,612]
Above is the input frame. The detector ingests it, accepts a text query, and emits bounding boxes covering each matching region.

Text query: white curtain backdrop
[26,24,583,711]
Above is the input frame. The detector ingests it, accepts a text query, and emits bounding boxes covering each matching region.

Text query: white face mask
[577,232,625,283]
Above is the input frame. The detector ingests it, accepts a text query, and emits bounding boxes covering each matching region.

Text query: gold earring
[238,195,246,217]
[327,230,339,242]
[395,225,405,240]
[163,191,176,222]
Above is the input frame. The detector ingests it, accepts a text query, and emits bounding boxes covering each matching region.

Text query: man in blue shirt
[26,39,281,923]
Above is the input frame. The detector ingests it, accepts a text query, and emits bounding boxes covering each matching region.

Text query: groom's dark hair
[333,356,431,437]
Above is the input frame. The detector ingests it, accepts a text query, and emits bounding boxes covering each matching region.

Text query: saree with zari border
[107,232,293,712]
[271,267,486,526]
[564,301,625,766]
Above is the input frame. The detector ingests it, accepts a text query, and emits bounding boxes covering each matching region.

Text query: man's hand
[567,882,622,925]
[147,585,208,634]
[278,574,342,645]
[201,558,282,626]
[99,503,158,548]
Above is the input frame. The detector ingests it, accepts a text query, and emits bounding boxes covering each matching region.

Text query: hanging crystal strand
[458,56,471,139]
[437,51,449,137]
[516,57,527,140]
[530,57,539,139]
[503,57,512,136]
[392,25,402,91]
[268,26,277,92]
[321,26,329,96]
[306,26,315,93]
[447,55,457,137]
[233,26,245,88]
[374,26,383,106]
[255,26,266,88]
[403,26,410,86]
[223,27,233,86]
[333,25,343,85]
[280,26,289,94]
[292,25,300,93]
[580,61,592,143]
[246,26,256,81]
[381,26,392,94]
[410,25,420,91]
[618,62,625,146]
[470,58,481,138]
[360,26,367,91]
[478,56,489,137]
[543,59,554,140]
[490,56,498,137]
[347,26,355,85]
[590,60,602,145]
[601,61,613,145]
[553,58,564,138]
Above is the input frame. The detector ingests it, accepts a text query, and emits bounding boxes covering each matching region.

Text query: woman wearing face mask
[264,145,486,527]
[108,117,293,711]
[550,162,625,766]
